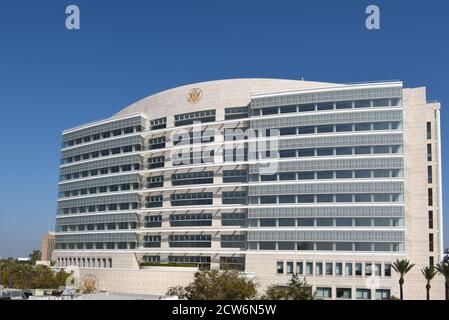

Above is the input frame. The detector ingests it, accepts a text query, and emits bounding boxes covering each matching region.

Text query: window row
[249,241,404,252]
[172,129,215,146]
[174,109,216,126]
[252,193,403,204]
[275,145,402,159]
[315,287,390,300]
[55,242,137,250]
[252,98,402,116]
[143,234,246,249]
[141,255,245,271]
[56,257,113,268]
[248,217,403,228]
[276,260,393,278]
[60,163,141,181]
[254,169,403,182]
[59,202,139,215]
[57,222,137,232]
[144,212,247,228]
[62,144,142,164]
[267,121,402,137]
[62,125,143,148]
[59,182,140,198]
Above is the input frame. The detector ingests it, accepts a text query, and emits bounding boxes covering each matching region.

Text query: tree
[166,268,257,300]
[421,266,437,300]
[0,259,70,289]
[166,285,188,300]
[262,274,316,300]
[286,273,315,300]
[29,250,41,264]
[262,285,289,300]
[392,259,415,300]
[435,260,449,300]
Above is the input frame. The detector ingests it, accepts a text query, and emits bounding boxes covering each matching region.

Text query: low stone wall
[78,267,197,295]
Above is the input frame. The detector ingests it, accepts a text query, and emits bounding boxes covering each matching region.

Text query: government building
[53,78,444,299]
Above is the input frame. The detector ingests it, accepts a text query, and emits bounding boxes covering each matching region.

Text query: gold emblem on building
[81,274,99,294]
[187,88,202,105]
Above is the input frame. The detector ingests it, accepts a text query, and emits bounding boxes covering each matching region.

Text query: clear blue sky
[0,0,448,257]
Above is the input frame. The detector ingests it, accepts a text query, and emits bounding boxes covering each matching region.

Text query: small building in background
[41,232,55,262]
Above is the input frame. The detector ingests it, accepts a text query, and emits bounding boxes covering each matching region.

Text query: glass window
[365,263,372,276]
[298,126,315,135]
[316,287,332,299]
[259,219,277,227]
[316,171,333,179]
[296,262,304,275]
[276,261,284,274]
[375,289,390,300]
[336,194,352,202]
[373,169,390,178]
[355,146,371,154]
[279,172,296,180]
[317,102,334,110]
[336,263,343,276]
[298,104,315,112]
[355,194,371,203]
[384,264,392,277]
[306,262,313,275]
[279,127,297,136]
[335,101,352,109]
[297,219,314,227]
[299,195,314,203]
[372,98,390,107]
[316,194,333,203]
[336,218,352,226]
[279,149,296,158]
[354,100,371,108]
[286,262,294,274]
[336,288,352,299]
[355,263,362,276]
[298,242,314,250]
[355,243,372,251]
[278,242,295,250]
[279,195,296,203]
[336,124,352,132]
[373,122,390,130]
[373,145,390,154]
[316,218,333,226]
[375,263,382,276]
[316,262,323,275]
[336,147,352,155]
[317,148,333,156]
[298,149,315,157]
[336,170,352,179]
[356,289,371,300]
[262,107,278,115]
[298,172,314,180]
[325,262,333,275]
[316,125,333,133]
[316,242,333,251]
[280,105,297,114]
[345,263,353,276]
[355,123,371,131]
[355,170,371,178]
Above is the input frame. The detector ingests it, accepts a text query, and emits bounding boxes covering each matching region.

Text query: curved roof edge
[112,78,339,118]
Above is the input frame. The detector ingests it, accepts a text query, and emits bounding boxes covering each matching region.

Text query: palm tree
[421,266,437,300]
[392,259,415,300]
[435,260,449,300]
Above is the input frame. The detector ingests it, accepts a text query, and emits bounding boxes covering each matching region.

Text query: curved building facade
[53,78,444,299]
